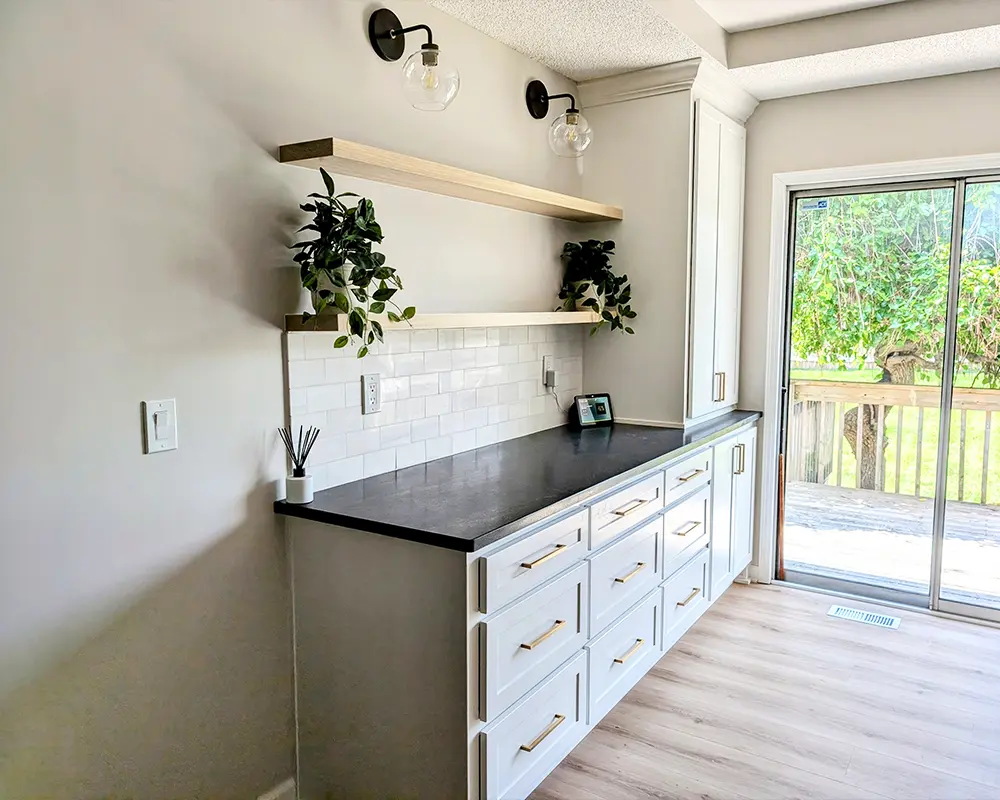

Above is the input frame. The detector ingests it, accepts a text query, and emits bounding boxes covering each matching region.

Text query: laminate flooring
[531,584,1000,800]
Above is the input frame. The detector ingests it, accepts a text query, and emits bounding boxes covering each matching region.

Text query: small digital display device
[571,393,614,428]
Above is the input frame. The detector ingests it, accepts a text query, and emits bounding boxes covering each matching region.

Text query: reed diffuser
[280,425,320,504]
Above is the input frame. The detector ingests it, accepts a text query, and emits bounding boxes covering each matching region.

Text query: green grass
[790,369,1000,504]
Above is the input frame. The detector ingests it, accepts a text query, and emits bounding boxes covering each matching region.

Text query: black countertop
[275,410,761,552]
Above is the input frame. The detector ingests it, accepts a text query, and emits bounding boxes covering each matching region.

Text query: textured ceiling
[735,24,1000,98]
[426,0,716,81]
[694,0,911,33]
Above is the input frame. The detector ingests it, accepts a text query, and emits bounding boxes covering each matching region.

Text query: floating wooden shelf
[284,311,600,333]
[278,138,623,223]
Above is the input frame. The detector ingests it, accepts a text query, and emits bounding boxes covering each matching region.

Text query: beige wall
[0,1,577,796]
[741,68,1000,413]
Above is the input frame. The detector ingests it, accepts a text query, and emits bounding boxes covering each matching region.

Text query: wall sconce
[525,80,593,158]
[368,8,461,112]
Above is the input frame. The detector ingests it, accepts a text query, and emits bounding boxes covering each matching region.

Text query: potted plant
[292,168,415,357]
[557,239,636,336]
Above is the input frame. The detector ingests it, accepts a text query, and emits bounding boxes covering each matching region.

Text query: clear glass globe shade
[401,46,460,111]
[548,111,593,158]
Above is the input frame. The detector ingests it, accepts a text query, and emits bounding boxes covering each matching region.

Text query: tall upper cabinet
[578,59,756,428]
[689,101,747,421]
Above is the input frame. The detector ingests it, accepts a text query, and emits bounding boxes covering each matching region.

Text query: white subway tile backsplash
[397,441,426,469]
[289,359,327,388]
[463,328,488,348]
[364,449,396,478]
[411,329,439,352]
[285,324,583,491]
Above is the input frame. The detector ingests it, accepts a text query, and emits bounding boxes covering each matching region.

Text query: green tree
[792,184,1000,489]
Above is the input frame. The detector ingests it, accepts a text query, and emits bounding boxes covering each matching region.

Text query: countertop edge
[275,412,761,553]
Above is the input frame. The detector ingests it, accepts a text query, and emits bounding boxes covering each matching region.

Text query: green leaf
[334,336,349,348]
[320,168,336,196]
[387,311,401,323]
[334,292,350,314]
[373,287,396,302]
[372,320,384,340]
[625,327,635,335]
[369,301,386,314]
[402,306,416,320]
[357,346,369,358]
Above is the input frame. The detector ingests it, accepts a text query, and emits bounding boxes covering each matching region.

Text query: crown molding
[578,57,759,123]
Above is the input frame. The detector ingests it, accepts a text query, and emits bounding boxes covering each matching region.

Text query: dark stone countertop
[274,410,761,552]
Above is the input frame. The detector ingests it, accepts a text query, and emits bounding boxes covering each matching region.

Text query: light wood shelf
[284,311,599,333]
[278,138,623,223]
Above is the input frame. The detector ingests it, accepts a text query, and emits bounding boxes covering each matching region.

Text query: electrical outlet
[361,374,381,415]
[542,355,554,384]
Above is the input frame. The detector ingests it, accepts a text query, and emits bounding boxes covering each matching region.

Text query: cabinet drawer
[663,449,712,503]
[588,516,661,637]
[589,471,664,550]
[480,562,588,722]
[480,651,587,800]
[480,509,588,614]
[662,550,709,651]
[662,484,712,579]
[586,589,660,724]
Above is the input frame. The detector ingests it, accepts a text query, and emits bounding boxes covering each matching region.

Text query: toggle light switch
[142,399,178,454]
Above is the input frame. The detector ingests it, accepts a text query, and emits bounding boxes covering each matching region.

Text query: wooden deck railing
[789,380,1000,504]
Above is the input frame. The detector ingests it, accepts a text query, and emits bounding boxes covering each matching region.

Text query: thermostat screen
[577,395,613,426]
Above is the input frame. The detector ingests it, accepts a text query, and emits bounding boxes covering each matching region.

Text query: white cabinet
[688,101,746,422]
[711,427,757,599]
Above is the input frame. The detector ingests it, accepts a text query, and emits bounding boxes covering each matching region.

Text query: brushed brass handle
[612,498,649,517]
[673,520,702,537]
[721,371,727,402]
[613,638,646,665]
[676,587,701,607]
[519,714,566,752]
[520,543,568,570]
[735,443,745,475]
[677,468,705,483]
[614,562,648,584]
[520,619,566,650]
[714,372,724,402]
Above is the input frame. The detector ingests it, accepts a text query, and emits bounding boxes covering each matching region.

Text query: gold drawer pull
[613,638,646,665]
[614,562,648,584]
[677,468,705,483]
[676,587,701,607]
[520,619,566,650]
[674,520,702,537]
[520,543,568,570]
[519,714,566,752]
[612,498,649,517]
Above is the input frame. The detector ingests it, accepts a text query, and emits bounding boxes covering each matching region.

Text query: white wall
[0,0,578,796]
[741,68,1000,413]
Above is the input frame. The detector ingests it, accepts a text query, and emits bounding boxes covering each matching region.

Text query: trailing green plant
[291,168,415,357]
[557,239,636,336]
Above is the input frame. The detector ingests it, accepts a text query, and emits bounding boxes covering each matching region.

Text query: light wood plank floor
[531,584,1000,800]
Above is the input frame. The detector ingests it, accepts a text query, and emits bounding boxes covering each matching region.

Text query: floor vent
[827,605,901,629]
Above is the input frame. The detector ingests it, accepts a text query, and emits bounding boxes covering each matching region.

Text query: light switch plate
[141,399,178,454]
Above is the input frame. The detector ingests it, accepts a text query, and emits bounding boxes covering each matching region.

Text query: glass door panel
[783,186,954,603]
[940,180,1000,616]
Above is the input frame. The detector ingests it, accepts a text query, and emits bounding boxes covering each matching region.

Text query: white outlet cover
[142,399,178,454]
[361,374,381,415]
[542,355,554,382]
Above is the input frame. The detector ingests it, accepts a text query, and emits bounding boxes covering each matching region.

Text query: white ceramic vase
[286,474,314,504]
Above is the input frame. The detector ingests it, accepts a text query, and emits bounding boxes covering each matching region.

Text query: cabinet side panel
[290,520,468,799]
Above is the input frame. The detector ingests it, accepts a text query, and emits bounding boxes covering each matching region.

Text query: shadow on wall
[0,484,293,800]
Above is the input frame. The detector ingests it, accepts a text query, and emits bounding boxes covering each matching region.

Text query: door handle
[614,562,648,584]
[520,620,566,650]
[676,587,701,607]
[612,498,649,518]
[519,714,566,752]
[673,520,702,537]
[613,638,646,665]
[734,443,746,475]
[713,372,724,402]
[520,543,568,570]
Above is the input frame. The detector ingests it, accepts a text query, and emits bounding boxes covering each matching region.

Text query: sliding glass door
[780,176,1000,622]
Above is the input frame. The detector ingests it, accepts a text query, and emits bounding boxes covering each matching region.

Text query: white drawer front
[586,589,660,724]
[662,484,712,579]
[662,550,709,651]
[480,509,588,614]
[480,651,587,800]
[663,449,712,503]
[588,516,661,637]
[480,562,588,722]
[589,471,664,550]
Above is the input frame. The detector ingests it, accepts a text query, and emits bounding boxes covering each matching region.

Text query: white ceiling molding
[729,0,1000,68]
[579,58,758,122]
[694,0,910,33]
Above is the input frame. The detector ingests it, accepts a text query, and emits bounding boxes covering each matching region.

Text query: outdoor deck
[784,481,1000,608]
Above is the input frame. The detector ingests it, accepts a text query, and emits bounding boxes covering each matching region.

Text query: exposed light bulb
[548,110,592,158]
[401,44,460,112]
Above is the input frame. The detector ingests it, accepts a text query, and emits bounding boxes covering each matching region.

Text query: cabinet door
[687,101,722,420]
[710,436,736,601]
[733,428,757,575]
[712,116,746,412]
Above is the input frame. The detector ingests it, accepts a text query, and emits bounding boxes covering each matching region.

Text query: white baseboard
[257,778,295,800]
